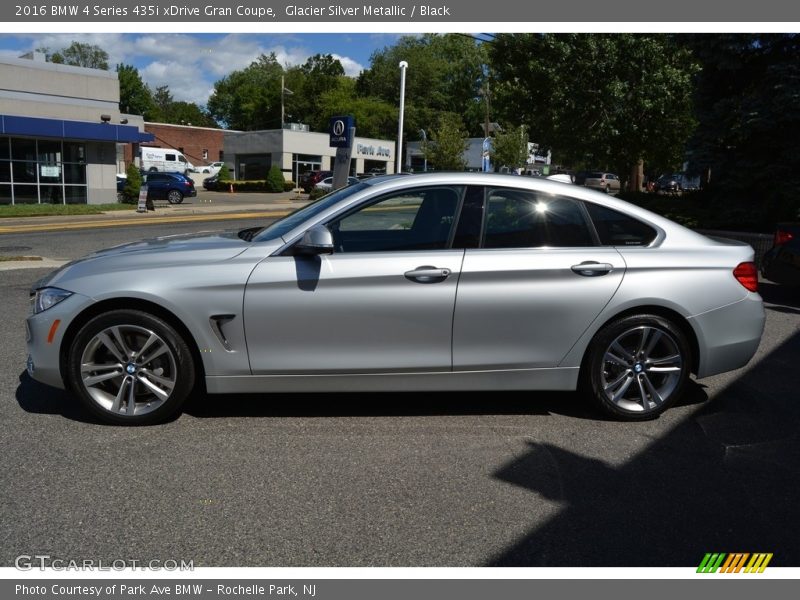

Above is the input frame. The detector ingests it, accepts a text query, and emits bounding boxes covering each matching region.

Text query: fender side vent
[209,314,236,351]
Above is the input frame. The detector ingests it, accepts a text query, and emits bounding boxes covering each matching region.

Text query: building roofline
[145,121,234,133]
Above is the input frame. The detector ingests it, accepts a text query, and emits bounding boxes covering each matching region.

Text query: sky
[0,33,405,107]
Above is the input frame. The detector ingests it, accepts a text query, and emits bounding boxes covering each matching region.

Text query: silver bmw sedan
[26,173,765,424]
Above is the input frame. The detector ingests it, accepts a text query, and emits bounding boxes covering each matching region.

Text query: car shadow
[485,328,800,566]
[16,369,709,424]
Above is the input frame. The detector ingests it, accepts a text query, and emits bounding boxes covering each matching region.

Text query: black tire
[148,167,157,172]
[581,314,691,421]
[167,190,184,204]
[66,309,196,425]
[604,184,611,194]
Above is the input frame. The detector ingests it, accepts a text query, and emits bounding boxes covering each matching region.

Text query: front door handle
[404,266,452,283]
[571,261,614,276]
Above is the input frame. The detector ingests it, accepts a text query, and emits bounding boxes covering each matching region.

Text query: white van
[139,147,194,174]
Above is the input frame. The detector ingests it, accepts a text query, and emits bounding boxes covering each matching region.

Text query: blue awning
[0,114,154,143]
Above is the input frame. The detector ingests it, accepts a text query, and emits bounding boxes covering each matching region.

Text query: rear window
[585,203,657,246]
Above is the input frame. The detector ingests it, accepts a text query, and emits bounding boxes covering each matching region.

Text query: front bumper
[25,292,94,389]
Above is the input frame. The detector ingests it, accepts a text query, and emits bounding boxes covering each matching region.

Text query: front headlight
[32,287,73,314]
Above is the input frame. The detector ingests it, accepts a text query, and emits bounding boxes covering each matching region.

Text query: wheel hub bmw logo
[634,363,644,374]
[126,364,136,375]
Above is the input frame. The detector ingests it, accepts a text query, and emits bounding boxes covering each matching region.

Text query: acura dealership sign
[329,115,355,148]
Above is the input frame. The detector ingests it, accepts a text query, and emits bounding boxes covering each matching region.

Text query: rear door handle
[571,261,614,276]
[404,266,452,283]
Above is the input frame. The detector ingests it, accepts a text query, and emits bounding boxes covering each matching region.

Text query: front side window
[484,188,595,248]
[329,186,462,253]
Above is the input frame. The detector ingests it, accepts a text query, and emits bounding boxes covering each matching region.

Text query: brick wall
[122,122,225,168]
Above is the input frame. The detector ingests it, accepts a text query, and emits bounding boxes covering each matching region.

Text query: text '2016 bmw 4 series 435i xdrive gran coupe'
[26,173,765,424]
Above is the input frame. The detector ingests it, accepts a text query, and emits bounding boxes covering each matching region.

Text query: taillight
[774,229,793,246]
[733,262,758,292]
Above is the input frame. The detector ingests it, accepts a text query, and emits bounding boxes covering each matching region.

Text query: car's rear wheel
[583,314,691,420]
[167,190,184,204]
[66,310,195,425]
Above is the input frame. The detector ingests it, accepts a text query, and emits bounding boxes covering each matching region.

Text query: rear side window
[484,188,595,248]
[165,154,176,161]
[585,203,657,246]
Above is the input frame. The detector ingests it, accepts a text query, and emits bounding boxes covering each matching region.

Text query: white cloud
[2,33,368,108]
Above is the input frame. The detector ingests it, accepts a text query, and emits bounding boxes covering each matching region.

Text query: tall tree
[116,64,156,119]
[489,34,698,186]
[681,34,800,220]
[357,34,488,138]
[315,78,397,139]
[490,125,530,171]
[40,42,109,69]
[422,113,469,171]
[207,53,284,130]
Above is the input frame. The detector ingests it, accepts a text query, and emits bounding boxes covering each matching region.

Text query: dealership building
[0,53,152,205]
[222,125,396,182]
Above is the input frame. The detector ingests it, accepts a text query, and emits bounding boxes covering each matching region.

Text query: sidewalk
[0,191,310,234]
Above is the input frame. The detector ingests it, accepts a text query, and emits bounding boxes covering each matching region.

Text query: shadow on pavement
[487,329,800,566]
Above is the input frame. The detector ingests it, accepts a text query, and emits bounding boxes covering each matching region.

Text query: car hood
[34,229,274,291]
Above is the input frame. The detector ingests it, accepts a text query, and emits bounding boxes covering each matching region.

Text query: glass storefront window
[40,185,63,204]
[12,162,38,183]
[13,185,39,204]
[0,184,11,205]
[64,142,86,163]
[0,140,89,204]
[11,138,36,161]
[63,163,86,184]
[38,140,62,163]
[64,186,88,204]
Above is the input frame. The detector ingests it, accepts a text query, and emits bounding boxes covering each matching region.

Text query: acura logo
[332,120,345,136]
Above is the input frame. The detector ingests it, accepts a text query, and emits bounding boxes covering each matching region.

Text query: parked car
[195,161,225,174]
[26,173,765,425]
[761,223,800,286]
[202,174,220,191]
[143,172,197,204]
[581,172,621,194]
[314,176,360,192]
[654,174,683,193]
[300,170,332,192]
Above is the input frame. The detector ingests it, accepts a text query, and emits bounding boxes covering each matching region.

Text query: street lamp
[418,129,427,172]
[397,60,408,174]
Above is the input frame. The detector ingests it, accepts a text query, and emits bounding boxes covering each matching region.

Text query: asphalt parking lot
[1,220,799,567]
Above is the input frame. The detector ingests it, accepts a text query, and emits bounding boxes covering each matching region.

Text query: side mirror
[294,225,334,255]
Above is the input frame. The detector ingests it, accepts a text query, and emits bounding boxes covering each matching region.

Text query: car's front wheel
[583,314,691,421]
[167,190,184,204]
[66,310,196,425]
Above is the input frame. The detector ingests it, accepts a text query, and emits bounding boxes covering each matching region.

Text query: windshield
[253,182,370,242]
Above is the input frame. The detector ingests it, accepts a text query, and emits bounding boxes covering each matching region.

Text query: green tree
[40,42,109,69]
[357,34,488,138]
[218,163,231,181]
[207,53,284,130]
[281,54,347,128]
[681,34,800,221]
[422,113,469,171]
[116,64,156,118]
[266,165,285,192]
[122,163,143,204]
[315,78,397,139]
[489,34,698,187]
[490,125,529,171]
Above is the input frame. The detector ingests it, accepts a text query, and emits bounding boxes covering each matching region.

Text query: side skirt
[206,367,580,394]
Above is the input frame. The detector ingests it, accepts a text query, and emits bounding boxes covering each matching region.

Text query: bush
[308,187,328,201]
[122,163,142,204]
[266,165,285,193]
[283,180,297,192]
[217,163,231,181]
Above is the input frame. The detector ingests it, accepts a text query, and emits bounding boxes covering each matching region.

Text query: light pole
[418,129,427,172]
[397,60,408,174]
[280,75,293,128]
